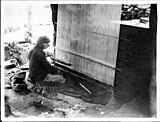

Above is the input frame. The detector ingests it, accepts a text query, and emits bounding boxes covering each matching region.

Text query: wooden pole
[55,47,121,71]
[79,83,92,94]
[27,5,32,32]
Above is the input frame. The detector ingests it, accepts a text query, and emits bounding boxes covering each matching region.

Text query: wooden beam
[55,47,121,71]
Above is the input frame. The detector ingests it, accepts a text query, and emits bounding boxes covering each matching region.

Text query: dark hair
[28,36,50,60]
[36,36,50,48]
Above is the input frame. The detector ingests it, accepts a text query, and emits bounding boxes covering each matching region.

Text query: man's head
[37,36,50,49]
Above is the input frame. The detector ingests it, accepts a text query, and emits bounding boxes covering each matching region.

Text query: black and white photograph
[1,0,159,121]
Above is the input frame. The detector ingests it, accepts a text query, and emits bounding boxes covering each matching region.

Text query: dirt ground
[3,65,155,119]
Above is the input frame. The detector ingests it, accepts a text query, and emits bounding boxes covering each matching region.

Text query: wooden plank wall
[56,4,121,86]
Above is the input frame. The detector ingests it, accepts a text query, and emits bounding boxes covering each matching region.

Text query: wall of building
[115,4,157,115]
[114,24,151,101]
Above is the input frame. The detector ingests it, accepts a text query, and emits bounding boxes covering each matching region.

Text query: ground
[3,65,155,119]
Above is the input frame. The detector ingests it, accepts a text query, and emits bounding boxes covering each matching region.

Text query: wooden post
[27,5,32,32]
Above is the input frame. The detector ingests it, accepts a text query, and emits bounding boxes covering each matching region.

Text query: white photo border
[1,0,160,121]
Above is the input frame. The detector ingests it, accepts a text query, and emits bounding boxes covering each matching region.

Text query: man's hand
[45,51,53,57]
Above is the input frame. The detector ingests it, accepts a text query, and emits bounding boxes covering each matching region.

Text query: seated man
[28,36,65,88]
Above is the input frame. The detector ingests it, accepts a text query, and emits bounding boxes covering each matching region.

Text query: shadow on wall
[114,4,157,116]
